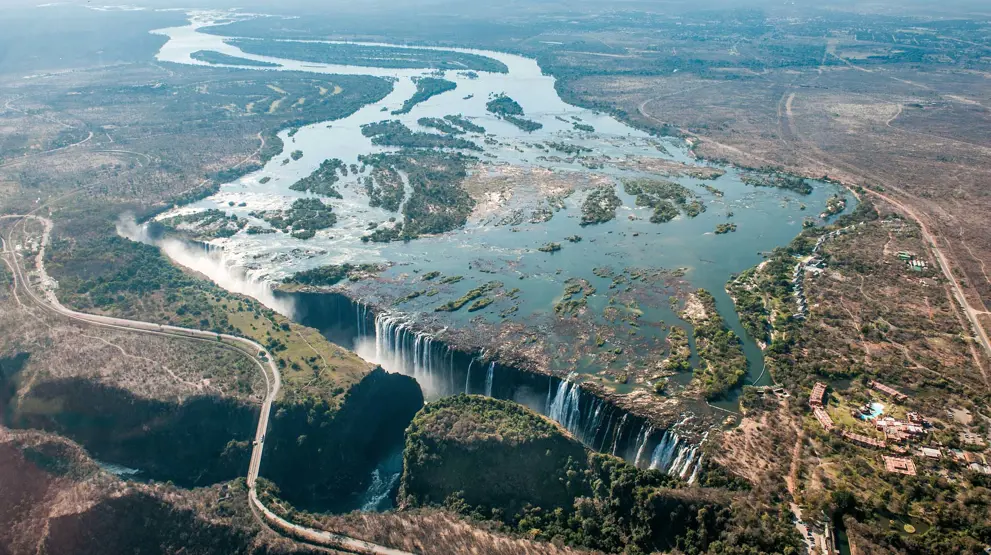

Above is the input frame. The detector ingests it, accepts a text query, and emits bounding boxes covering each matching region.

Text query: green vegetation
[209,163,263,184]
[715,222,737,234]
[400,395,589,515]
[824,194,847,216]
[361,120,480,150]
[727,267,771,345]
[417,117,463,135]
[359,149,477,238]
[400,396,802,554]
[189,50,280,67]
[544,141,591,155]
[258,176,272,184]
[554,278,594,317]
[421,271,441,281]
[737,199,879,365]
[662,326,693,372]
[256,198,336,238]
[158,209,246,240]
[467,297,494,312]
[46,229,372,406]
[741,171,813,195]
[393,77,457,115]
[282,263,384,287]
[623,178,706,223]
[486,94,542,132]
[580,186,623,226]
[650,200,679,223]
[290,149,303,161]
[503,115,543,132]
[573,122,595,133]
[486,94,524,116]
[229,39,508,73]
[394,290,424,305]
[698,183,724,197]
[417,115,487,135]
[435,281,502,312]
[361,225,404,243]
[537,242,562,253]
[444,114,485,134]
[687,290,748,400]
[288,158,345,198]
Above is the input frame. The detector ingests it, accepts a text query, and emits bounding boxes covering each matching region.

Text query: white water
[116,215,297,318]
[484,361,495,397]
[132,11,715,479]
[144,9,669,283]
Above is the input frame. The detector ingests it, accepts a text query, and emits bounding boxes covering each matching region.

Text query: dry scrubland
[3,3,991,553]
[577,64,991,321]
[1,242,263,403]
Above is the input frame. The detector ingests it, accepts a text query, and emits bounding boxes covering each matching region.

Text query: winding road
[1,211,415,555]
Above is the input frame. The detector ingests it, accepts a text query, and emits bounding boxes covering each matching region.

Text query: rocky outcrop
[399,395,590,514]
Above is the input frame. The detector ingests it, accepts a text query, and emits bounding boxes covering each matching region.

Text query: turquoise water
[147,11,855,406]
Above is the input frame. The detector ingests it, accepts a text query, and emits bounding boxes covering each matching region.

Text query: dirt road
[1,212,416,555]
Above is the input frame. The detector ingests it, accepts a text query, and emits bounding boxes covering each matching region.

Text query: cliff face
[262,367,424,511]
[399,395,590,514]
[3,377,258,487]
[397,395,800,555]
[0,430,320,555]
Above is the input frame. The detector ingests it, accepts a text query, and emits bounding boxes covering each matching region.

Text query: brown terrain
[574,63,991,367]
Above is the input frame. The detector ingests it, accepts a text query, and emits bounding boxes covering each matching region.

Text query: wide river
[143,10,854,408]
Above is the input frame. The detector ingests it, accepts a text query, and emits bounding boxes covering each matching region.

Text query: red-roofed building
[814,407,834,432]
[869,380,908,401]
[883,456,917,476]
[810,382,828,407]
[842,431,887,449]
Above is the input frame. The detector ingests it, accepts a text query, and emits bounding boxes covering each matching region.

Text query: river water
[145,10,853,409]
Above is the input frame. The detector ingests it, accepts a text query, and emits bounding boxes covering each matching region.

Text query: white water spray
[116,214,296,317]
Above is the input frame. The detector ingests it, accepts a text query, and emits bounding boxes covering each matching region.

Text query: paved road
[2,212,416,555]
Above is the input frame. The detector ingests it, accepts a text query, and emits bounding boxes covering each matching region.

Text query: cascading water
[369,314,458,398]
[464,358,475,394]
[648,429,704,484]
[117,215,296,317]
[611,414,628,456]
[484,362,495,397]
[362,312,705,481]
[633,425,653,467]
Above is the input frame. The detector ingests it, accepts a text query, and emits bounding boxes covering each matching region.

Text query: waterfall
[484,362,495,397]
[464,358,475,394]
[687,457,702,485]
[447,346,456,394]
[356,299,368,337]
[547,379,582,434]
[633,425,653,467]
[646,429,703,482]
[364,311,706,476]
[368,312,452,397]
[649,430,680,473]
[116,215,295,317]
[583,400,606,446]
[611,414,628,456]
[598,412,615,452]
